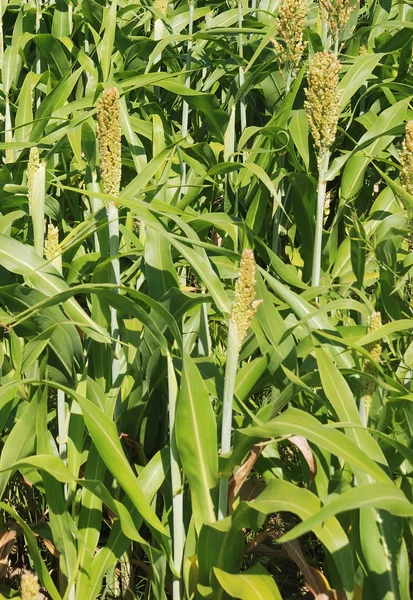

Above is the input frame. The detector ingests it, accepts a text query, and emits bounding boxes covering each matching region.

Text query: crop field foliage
[1,0,413,598]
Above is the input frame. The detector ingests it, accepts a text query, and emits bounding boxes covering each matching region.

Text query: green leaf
[214,563,282,600]
[242,407,391,483]
[0,234,110,344]
[175,353,218,530]
[280,483,413,542]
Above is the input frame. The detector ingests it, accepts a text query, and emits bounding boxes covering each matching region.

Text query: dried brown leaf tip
[304,50,342,168]
[21,571,40,600]
[96,87,122,199]
[273,0,308,75]
[319,0,359,44]
[231,250,263,348]
[400,121,413,196]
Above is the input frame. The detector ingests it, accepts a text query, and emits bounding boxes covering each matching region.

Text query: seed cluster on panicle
[304,50,342,168]
[154,0,168,15]
[44,224,59,260]
[272,0,308,75]
[319,0,359,43]
[362,311,382,418]
[231,250,263,349]
[27,147,41,206]
[96,87,122,200]
[21,571,40,600]
[400,121,413,196]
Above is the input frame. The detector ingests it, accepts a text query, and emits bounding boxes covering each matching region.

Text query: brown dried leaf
[288,435,317,485]
[43,538,59,558]
[283,539,347,599]
[283,539,327,596]
[0,525,20,577]
[229,445,263,507]
[237,478,266,502]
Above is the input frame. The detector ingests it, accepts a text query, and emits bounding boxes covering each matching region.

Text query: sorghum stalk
[45,225,67,468]
[319,0,359,54]
[181,0,195,195]
[304,50,341,286]
[35,0,42,109]
[238,1,246,136]
[27,147,46,257]
[153,0,168,64]
[400,121,413,195]
[5,98,13,164]
[21,571,40,600]
[96,87,122,386]
[218,250,262,519]
[167,353,184,600]
[0,9,3,70]
[273,0,308,92]
[360,312,382,426]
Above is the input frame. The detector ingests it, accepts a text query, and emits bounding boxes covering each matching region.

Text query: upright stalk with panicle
[360,312,382,426]
[96,87,122,387]
[218,250,262,519]
[273,0,307,93]
[319,0,359,54]
[304,50,341,287]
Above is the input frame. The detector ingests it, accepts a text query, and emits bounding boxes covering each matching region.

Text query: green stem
[35,0,42,109]
[167,354,184,600]
[238,1,246,140]
[108,202,121,387]
[321,11,328,49]
[181,0,195,194]
[218,319,239,520]
[311,152,330,287]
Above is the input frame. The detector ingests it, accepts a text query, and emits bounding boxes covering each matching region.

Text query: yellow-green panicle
[304,50,342,168]
[231,250,263,349]
[21,571,40,600]
[96,87,122,199]
[273,0,308,74]
[400,121,413,196]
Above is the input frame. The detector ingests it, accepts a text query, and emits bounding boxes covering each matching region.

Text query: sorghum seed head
[21,571,40,600]
[366,311,382,362]
[96,87,121,199]
[44,224,59,260]
[362,311,382,418]
[154,0,168,15]
[319,0,359,43]
[304,50,342,167]
[27,147,41,206]
[231,250,263,348]
[400,121,413,196]
[273,0,308,74]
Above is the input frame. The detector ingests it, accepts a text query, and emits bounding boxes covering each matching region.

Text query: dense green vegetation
[1,0,413,597]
